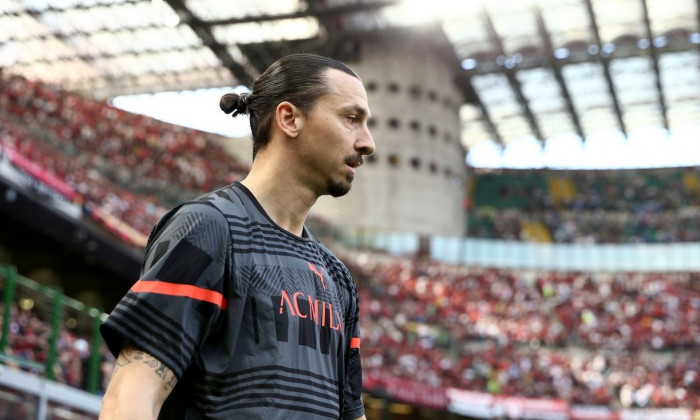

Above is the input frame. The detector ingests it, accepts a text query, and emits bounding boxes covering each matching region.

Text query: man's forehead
[324,69,371,112]
[325,68,366,94]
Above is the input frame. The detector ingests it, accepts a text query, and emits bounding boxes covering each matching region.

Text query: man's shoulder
[185,184,249,219]
[312,238,338,261]
[313,239,353,281]
[148,184,247,242]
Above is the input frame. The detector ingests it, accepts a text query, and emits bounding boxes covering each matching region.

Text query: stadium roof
[2,0,700,154]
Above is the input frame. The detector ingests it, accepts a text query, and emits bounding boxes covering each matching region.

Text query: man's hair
[220,53,359,159]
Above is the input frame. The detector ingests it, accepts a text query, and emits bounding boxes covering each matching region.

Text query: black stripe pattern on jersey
[192,365,340,419]
[227,218,351,289]
[154,238,212,285]
[227,219,324,261]
[108,294,198,376]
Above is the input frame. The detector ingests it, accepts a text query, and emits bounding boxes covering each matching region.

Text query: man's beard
[328,173,354,197]
[327,154,363,197]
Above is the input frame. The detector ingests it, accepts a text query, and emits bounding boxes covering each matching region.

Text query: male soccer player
[99,53,375,420]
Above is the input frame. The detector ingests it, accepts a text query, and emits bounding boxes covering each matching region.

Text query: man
[99,54,375,420]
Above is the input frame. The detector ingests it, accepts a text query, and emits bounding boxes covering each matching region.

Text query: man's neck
[240,160,317,237]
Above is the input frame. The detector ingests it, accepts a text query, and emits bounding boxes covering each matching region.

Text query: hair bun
[220,92,249,117]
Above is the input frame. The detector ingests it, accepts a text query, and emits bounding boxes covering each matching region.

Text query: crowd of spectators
[0,113,168,237]
[0,71,250,239]
[345,252,700,409]
[468,168,700,243]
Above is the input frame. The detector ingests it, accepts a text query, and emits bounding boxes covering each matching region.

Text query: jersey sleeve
[342,277,365,420]
[100,202,230,379]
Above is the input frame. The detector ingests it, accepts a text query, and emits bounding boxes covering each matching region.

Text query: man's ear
[275,101,302,138]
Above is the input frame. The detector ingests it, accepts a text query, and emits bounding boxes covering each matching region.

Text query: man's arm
[99,341,178,420]
[354,416,367,420]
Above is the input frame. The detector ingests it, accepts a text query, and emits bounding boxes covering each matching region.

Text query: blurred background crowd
[2,69,700,415]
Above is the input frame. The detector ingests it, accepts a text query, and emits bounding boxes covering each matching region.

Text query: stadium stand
[468,168,700,243]
[0,72,250,246]
[345,254,700,410]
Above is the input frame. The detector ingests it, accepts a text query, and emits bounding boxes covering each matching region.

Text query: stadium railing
[329,227,700,271]
[0,265,104,418]
[0,265,107,394]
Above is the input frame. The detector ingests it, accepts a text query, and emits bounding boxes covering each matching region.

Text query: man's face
[298,69,376,197]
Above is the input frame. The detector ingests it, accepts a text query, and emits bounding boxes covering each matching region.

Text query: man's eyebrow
[341,105,371,119]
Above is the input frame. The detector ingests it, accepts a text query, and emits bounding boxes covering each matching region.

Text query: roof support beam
[19,0,141,12]
[10,46,215,65]
[242,43,279,74]
[206,1,398,26]
[640,0,670,132]
[60,68,233,98]
[482,10,545,144]
[302,0,345,58]
[583,0,627,137]
[164,0,256,85]
[697,0,700,45]
[432,17,503,147]
[455,73,504,146]
[534,7,585,141]
[695,0,700,109]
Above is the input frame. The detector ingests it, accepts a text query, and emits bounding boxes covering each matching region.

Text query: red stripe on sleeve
[131,280,227,309]
[350,337,361,349]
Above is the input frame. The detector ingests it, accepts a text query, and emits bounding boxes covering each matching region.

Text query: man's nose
[357,125,375,156]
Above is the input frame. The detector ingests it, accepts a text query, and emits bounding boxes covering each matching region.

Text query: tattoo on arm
[155,363,168,378]
[116,341,178,392]
[112,345,134,376]
[166,373,177,391]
